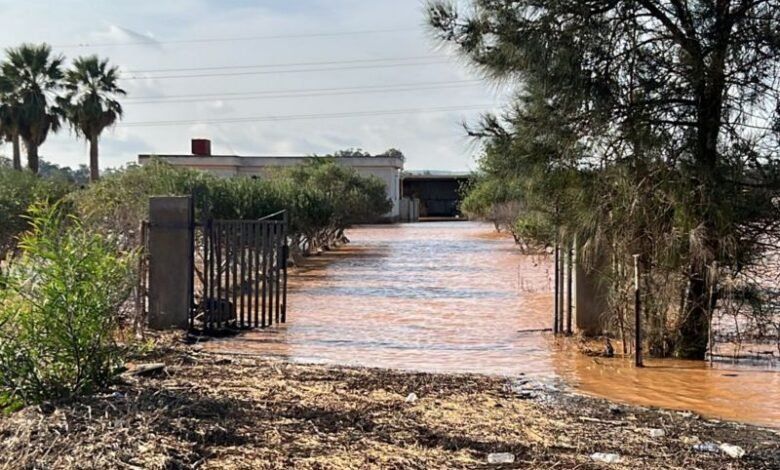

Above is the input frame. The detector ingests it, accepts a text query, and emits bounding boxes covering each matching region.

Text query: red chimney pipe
[192,139,211,156]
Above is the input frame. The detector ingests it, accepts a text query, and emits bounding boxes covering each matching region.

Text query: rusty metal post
[634,254,643,367]
[553,244,560,335]
[566,244,573,335]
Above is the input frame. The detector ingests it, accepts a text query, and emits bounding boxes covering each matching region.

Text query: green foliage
[0,43,65,174]
[323,148,406,161]
[0,45,125,177]
[59,55,125,181]
[0,204,133,407]
[72,159,391,254]
[285,158,392,226]
[70,160,210,247]
[429,0,780,358]
[0,164,71,261]
[60,56,124,140]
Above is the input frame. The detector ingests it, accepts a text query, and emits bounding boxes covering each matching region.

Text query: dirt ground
[0,344,778,470]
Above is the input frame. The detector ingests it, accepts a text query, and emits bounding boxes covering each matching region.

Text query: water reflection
[206,222,779,427]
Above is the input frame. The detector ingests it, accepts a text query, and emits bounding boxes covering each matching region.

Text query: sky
[0,0,509,172]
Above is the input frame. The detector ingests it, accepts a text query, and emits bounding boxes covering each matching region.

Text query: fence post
[147,196,193,330]
[553,244,560,335]
[634,254,643,367]
[566,244,573,335]
[558,245,565,333]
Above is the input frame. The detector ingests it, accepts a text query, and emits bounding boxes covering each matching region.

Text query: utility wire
[124,81,483,105]
[124,79,483,101]
[122,60,450,80]
[118,104,492,128]
[53,27,420,49]
[123,55,441,74]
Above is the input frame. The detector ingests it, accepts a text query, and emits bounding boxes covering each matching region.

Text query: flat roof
[402,171,472,180]
[138,154,404,169]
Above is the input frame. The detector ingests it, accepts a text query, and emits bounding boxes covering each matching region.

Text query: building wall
[138,155,403,220]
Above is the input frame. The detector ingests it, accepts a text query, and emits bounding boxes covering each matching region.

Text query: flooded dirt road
[207,222,780,427]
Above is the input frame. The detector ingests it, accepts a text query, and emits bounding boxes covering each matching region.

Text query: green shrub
[0,204,133,409]
[0,165,72,262]
[72,158,392,253]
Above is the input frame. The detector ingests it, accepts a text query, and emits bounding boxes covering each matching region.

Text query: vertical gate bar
[281,212,288,323]
[223,221,229,329]
[241,222,252,328]
[274,222,283,323]
[220,221,227,330]
[269,221,276,326]
[223,221,230,330]
[231,222,238,328]
[215,222,224,329]
[261,222,269,328]
[203,219,216,325]
[214,221,222,332]
[199,217,208,332]
[226,222,233,330]
[253,222,260,328]
[187,197,195,330]
[239,222,246,328]
[246,222,254,328]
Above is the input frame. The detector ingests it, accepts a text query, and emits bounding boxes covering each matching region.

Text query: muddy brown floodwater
[206,222,780,428]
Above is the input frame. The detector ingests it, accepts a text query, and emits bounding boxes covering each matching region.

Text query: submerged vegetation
[430,0,780,359]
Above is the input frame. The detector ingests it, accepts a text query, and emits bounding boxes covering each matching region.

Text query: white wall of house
[138,154,404,220]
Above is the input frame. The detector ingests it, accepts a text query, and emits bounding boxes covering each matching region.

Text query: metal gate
[192,210,289,331]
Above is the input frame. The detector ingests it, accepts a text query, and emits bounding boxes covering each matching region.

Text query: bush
[72,158,392,255]
[0,204,133,409]
[69,160,210,249]
[0,165,72,262]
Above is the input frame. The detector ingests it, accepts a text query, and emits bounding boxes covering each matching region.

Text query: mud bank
[0,347,777,469]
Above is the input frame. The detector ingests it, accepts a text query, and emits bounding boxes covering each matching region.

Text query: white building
[138,140,404,220]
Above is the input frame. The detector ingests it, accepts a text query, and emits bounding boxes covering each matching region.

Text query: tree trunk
[11,132,21,171]
[26,141,39,175]
[89,134,100,182]
[675,273,709,359]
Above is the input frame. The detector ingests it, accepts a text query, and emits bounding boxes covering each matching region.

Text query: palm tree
[0,97,22,170]
[60,56,125,182]
[0,44,64,174]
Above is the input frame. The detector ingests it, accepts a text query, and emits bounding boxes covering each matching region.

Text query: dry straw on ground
[0,345,778,469]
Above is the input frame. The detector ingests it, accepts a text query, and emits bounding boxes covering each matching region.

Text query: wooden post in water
[553,244,560,335]
[634,254,643,367]
[558,246,565,333]
[566,244,573,336]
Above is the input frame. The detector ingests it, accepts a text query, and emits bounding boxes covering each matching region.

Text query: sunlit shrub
[0,204,134,409]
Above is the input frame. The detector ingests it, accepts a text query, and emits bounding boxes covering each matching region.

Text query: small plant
[0,204,133,409]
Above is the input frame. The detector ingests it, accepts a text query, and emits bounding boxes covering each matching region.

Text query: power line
[122,60,450,80]
[124,81,484,105]
[123,55,441,74]
[124,79,483,101]
[53,27,420,49]
[118,104,492,128]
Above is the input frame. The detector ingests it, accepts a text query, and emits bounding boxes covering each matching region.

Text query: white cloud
[0,0,506,171]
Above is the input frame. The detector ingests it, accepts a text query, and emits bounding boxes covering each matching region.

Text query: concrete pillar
[147,196,193,330]
[574,251,609,336]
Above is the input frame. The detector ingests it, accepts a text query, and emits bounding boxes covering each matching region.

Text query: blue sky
[0,0,506,171]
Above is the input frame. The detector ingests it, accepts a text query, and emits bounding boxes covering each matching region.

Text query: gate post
[147,196,193,330]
